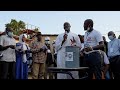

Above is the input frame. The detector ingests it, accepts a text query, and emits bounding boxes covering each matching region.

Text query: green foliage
[5,19,26,35]
[34,28,39,32]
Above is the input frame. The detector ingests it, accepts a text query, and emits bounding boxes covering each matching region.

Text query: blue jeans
[105,71,110,79]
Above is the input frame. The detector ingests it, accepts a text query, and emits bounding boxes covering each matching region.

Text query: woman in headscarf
[16,34,30,79]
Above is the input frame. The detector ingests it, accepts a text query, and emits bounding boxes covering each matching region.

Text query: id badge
[110,48,113,53]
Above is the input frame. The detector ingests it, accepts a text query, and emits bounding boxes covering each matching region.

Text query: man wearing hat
[30,32,48,79]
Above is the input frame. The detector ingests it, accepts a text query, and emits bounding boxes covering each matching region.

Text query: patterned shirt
[30,40,47,63]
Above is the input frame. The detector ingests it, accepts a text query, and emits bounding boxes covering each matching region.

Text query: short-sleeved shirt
[0,35,16,62]
[84,30,103,47]
[101,51,109,65]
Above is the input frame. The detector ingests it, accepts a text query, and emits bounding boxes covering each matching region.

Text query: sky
[0,11,120,41]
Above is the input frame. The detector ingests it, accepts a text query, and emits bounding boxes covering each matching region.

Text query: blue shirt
[108,38,120,58]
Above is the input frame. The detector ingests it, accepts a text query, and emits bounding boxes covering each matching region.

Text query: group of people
[55,19,120,79]
[0,28,56,79]
[0,18,120,79]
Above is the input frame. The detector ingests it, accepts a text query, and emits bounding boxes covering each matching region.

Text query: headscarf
[19,34,27,63]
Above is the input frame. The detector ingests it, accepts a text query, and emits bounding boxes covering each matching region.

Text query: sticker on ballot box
[66,52,73,61]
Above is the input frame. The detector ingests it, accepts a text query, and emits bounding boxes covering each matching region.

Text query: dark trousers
[110,55,120,79]
[87,64,102,79]
[53,54,57,79]
[79,57,88,78]
[0,61,15,79]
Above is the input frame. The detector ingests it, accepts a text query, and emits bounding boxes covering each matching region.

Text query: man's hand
[63,33,68,40]
[9,45,15,49]
[39,48,43,52]
[80,52,84,57]
[70,37,76,46]
[22,50,28,54]
[92,41,104,50]
[61,34,68,46]
[81,48,85,53]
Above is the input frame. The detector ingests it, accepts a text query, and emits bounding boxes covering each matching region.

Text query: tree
[5,19,26,35]
[34,28,39,32]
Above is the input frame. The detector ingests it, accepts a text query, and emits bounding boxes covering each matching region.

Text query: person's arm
[0,45,10,51]
[92,41,104,50]
[25,45,32,53]
[29,42,39,53]
[0,36,11,51]
[31,48,40,53]
[75,35,82,49]
[42,45,48,54]
[118,39,120,52]
[107,42,111,58]
[55,34,66,52]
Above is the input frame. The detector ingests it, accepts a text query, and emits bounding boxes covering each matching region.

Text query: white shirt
[84,30,103,47]
[55,31,81,52]
[0,35,16,62]
[102,51,110,64]
[55,31,81,79]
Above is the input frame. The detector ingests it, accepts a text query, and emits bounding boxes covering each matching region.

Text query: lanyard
[85,32,91,44]
[86,32,90,38]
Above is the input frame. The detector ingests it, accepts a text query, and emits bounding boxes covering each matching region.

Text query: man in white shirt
[83,19,104,50]
[55,22,81,79]
[82,19,107,79]
[0,28,16,79]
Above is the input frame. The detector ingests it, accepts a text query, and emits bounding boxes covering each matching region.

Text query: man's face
[6,28,13,33]
[6,29,13,37]
[64,23,71,31]
[102,36,106,41]
[108,32,114,37]
[84,21,89,31]
[37,35,41,41]
[22,35,26,42]
[45,40,50,45]
[108,31,115,40]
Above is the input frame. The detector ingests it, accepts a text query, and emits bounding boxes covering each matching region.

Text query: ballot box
[65,46,80,68]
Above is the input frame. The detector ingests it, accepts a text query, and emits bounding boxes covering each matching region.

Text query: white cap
[52,40,56,44]
[23,34,27,38]
[45,36,50,41]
